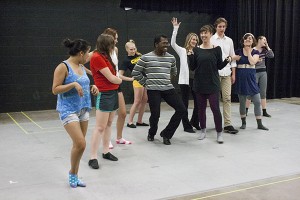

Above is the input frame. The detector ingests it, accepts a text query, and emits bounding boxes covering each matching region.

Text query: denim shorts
[61,108,89,126]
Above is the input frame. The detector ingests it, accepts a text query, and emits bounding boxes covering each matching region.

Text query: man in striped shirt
[132,34,187,145]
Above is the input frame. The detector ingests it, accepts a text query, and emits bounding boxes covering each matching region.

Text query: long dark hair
[95,34,116,70]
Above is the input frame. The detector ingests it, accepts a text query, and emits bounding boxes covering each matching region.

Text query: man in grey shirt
[132,34,187,145]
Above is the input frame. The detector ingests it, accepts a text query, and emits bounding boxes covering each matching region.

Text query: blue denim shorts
[61,108,89,126]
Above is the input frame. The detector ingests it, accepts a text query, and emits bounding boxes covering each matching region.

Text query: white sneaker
[198,132,206,140]
[217,132,224,144]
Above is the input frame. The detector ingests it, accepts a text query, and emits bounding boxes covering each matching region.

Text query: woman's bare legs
[65,121,88,175]
[128,87,148,124]
[102,111,116,154]
[137,87,148,124]
[116,92,127,140]
[90,110,110,159]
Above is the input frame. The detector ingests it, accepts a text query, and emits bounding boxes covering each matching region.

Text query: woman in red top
[88,34,122,169]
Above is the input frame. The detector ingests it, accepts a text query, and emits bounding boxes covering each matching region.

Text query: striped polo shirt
[132,51,177,91]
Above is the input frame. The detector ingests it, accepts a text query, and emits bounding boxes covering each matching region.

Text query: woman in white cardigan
[171,17,200,131]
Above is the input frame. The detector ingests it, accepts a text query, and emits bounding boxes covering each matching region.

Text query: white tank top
[111,49,119,77]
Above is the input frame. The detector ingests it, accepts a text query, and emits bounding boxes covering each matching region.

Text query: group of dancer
[52,17,274,188]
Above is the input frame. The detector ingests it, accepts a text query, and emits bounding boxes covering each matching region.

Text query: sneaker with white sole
[198,132,206,140]
[116,138,132,144]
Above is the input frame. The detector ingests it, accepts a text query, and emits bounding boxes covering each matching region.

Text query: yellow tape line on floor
[6,113,28,134]
[192,176,300,200]
[21,111,43,129]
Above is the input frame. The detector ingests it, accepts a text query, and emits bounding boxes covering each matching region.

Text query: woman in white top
[171,17,200,131]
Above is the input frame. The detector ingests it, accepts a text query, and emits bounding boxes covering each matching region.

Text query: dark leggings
[196,92,222,132]
[179,79,199,128]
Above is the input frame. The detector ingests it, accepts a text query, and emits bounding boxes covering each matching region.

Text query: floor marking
[21,111,43,129]
[6,113,28,134]
[191,176,300,200]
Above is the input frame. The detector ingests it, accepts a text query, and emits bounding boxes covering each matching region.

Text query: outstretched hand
[171,17,181,27]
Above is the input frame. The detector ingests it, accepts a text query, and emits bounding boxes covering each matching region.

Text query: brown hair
[257,35,265,40]
[103,28,118,39]
[240,33,257,47]
[214,17,228,28]
[95,34,116,69]
[200,25,215,34]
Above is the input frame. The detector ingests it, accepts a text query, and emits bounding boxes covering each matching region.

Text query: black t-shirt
[189,46,228,94]
[120,54,141,72]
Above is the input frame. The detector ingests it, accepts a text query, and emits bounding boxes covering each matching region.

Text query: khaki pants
[219,75,232,127]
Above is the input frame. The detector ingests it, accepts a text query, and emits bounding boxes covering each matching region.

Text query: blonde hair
[125,39,142,55]
[184,33,199,51]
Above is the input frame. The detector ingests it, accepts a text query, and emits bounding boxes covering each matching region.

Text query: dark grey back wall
[0,0,215,113]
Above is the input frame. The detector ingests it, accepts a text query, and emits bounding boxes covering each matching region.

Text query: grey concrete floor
[0,98,300,200]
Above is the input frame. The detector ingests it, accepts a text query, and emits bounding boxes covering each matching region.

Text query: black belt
[256,68,266,73]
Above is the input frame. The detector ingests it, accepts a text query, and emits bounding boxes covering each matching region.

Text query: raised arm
[170,17,182,53]
[264,40,274,58]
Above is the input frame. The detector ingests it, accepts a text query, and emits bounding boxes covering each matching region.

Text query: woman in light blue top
[52,38,98,188]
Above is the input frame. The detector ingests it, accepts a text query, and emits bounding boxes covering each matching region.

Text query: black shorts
[95,90,119,112]
[117,85,122,92]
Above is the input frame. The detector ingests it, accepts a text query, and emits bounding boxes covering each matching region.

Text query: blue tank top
[56,60,91,120]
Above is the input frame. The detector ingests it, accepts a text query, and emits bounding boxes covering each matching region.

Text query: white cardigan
[171,26,189,85]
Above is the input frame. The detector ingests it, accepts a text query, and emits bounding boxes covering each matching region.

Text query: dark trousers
[147,89,187,139]
[196,92,222,132]
[179,79,199,129]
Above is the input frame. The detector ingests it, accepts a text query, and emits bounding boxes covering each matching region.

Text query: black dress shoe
[184,128,195,133]
[224,125,239,134]
[147,134,154,141]
[102,152,118,161]
[127,123,136,128]
[162,137,171,145]
[88,159,99,169]
[136,122,149,126]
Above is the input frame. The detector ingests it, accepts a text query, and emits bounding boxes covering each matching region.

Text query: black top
[188,46,228,94]
[120,54,141,72]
